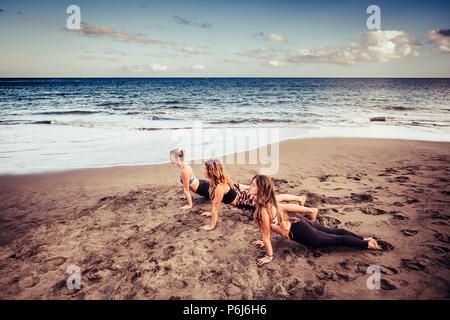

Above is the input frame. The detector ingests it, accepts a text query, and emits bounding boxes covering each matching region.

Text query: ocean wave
[369,105,418,111]
[162,100,182,104]
[33,110,102,115]
[96,102,133,107]
[167,105,190,109]
[126,111,152,115]
[0,120,52,125]
[209,118,296,125]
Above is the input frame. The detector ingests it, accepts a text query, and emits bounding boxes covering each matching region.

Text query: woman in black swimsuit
[198,159,320,230]
[249,175,382,266]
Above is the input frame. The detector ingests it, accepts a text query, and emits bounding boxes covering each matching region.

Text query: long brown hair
[204,159,235,200]
[252,175,298,232]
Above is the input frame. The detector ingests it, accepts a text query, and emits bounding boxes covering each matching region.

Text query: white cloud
[63,22,175,45]
[151,64,168,71]
[424,29,450,53]
[176,46,209,55]
[267,60,283,67]
[289,30,420,65]
[120,64,171,74]
[79,54,119,62]
[267,33,285,43]
[237,47,268,57]
[192,64,205,70]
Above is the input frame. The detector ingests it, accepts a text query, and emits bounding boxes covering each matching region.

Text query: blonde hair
[252,175,298,234]
[170,148,185,160]
[204,159,235,200]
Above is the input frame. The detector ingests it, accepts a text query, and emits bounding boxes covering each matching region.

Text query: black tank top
[222,184,239,204]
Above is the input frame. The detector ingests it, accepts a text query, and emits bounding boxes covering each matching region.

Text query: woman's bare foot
[309,208,318,222]
[367,238,382,250]
[297,195,307,206]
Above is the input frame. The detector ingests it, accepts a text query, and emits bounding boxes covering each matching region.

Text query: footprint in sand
[401,229,419,237]
[374,240,394,251]
[361,207,386,215]
[435,232,450,244]
[394,176,409,183]
[380,278,409,290]
[427,245,449,254]
[380,265,399,275]
[350,193,374,202]
[344,221,363,227]
[18,276,40,289]
[380,279,397,290]
[41,257,66,272]
[390,212,409,221]
[401,259,426,272]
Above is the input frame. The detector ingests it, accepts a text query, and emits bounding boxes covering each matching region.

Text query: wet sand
[0,138,449,299]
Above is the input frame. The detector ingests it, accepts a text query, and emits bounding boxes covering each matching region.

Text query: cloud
[103,48,127,56]
[63,22,175,45]
[192,64,205,70]
[237,47,274,58]
[79,54,119,62]
[151,64,168,71]
[288,30,420,65]
[120,64,172,74]
[267,33,285,43]
[173,15,212,29]
[251,32,266,39]
[176,46,210,55]
[266,60,284,67]
[424,29,450,53]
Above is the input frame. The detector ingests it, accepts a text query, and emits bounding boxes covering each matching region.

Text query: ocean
[1,78,449,174]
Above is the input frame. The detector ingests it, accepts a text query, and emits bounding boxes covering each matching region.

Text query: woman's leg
[302,218,365,240]
[290,218,369,248]
[276,194,306,206]
[279,203,318,222]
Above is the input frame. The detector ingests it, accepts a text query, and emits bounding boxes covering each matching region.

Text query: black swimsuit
[194,180,239,204]
[221,184,239,204]
[195,179,210,199]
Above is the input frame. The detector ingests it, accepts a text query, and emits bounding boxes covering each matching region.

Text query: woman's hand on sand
[180,204,193,210]
[200,211,212,217]
[257,255,273,266]
[199,224,215,231]
[252,240,265,248]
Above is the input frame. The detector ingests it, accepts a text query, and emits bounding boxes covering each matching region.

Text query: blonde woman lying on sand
[199,159,319,231]
[250,175,382,266]
[170,149,211,210]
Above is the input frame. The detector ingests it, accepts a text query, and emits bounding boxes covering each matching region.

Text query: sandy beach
[0,137,449,300]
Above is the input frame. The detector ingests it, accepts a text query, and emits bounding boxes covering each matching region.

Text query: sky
[0,0,449,77]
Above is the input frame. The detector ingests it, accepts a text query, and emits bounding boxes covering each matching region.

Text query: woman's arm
[199,185,224,230]
[257,207,274,266]
[180,169,193,210]
[238,183,250,190]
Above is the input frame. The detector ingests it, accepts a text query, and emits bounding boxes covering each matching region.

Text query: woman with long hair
[199,159,319,230]
[250,175,382,266]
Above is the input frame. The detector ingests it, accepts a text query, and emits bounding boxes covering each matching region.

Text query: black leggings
[289,216,368,248]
